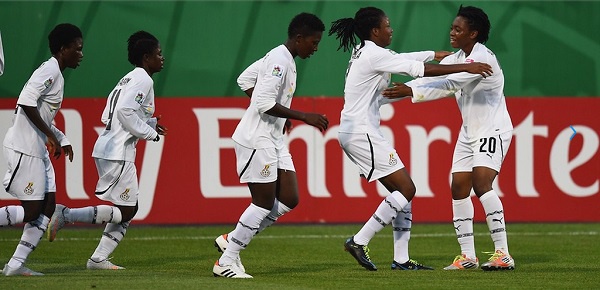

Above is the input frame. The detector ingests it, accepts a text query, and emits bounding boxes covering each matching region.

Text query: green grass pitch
[1,223,599,289]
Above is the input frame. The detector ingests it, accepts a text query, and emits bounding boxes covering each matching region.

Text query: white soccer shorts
[451,131,512,173]
[94,158,139,206]
[2,147,56,200]
[338,132,405,182]
[234,142,295,183]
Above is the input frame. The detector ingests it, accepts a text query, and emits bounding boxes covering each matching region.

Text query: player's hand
[155,115,168,136]
[467,62,493,78]
[382,82,412,99]
[47,135,61,159]
[303,113,329,132]
[434,51,452,62]
[62,145,74,162]
[283,119,293,134]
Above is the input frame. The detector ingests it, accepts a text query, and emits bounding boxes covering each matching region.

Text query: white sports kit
[408,42,513,172]
[92,67,159,206]
[3,57,70,199]
[339,40,434,181]
[233,45,297,183]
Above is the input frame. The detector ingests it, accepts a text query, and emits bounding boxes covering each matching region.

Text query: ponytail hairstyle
[329,7,386,52]
[456,5,490,44]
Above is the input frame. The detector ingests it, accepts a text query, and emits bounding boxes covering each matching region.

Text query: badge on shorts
[24,182,34,195]
[260,164,271,178]
[388,153,398,166]
[120,188,130,201]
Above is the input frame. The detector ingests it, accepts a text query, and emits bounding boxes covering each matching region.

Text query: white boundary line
[0,231,597,242]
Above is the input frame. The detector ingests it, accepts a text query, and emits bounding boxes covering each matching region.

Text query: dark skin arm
[264,103,329,132]
[244,87,293,133]
[434,51,452,62]
[20,105,63,159]
[424,62,492,77]
[381,82,413,99]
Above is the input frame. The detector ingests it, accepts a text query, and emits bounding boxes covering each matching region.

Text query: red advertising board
[1,97,598,223]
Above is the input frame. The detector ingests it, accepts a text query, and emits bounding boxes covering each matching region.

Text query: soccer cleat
[481,250,515,271]
[344,237,377,271]
[213,260,252,278]
[443,254,479,270]
[48,204,70,242]
[391,259,434,270]
[214,234,228,252]
[214,234,246,272]
[86,258,125,270]
[2,263,44,276]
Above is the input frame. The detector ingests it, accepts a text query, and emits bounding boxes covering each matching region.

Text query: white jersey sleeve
[370,47,425,78]
[0,30,4,76]
[115,77,157,141]
[51,125,70,146]
[237,59,260,91]
[396,50,434,62]
[253,56,287,113]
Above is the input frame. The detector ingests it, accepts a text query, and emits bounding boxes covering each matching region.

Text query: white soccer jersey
[338,40,431,135]
[92,67,158,162]
[237,59,260,92]
[410,42,513,140]
[3,57,70,158]
[232,45,296,149]
[0,30,4,75]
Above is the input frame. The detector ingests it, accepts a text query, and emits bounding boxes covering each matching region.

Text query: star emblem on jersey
[120,188,130,201]
[24,182,34,195]
[388,153,397,166]
[260,164,271,178]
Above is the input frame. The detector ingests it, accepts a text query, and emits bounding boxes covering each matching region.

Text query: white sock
[90,221,129,262]
[257,199,292,234]
[453,197,476,259]
[220,203,270,266]
[8,214,49,268]
[392,201,412,264]
[354,191,408,245]
[480,190,509,254]
[0,205,25,226]
[68,205,122,224]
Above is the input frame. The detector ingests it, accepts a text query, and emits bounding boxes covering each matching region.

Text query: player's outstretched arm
[264,103,328,132]
[424,62,492,78]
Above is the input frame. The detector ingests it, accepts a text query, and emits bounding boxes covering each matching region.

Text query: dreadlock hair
[328,7,386,52]
[127,31,159,66]
[288,12,325,39]
[457,5,491,44]
[48,23,82,55]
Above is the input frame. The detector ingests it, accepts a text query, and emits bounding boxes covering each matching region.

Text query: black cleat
[391,259,434,270]
[344,237,377,271]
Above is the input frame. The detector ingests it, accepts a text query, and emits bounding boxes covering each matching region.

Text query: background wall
[1,0,599,98]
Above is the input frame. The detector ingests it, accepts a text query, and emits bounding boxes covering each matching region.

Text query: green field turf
[1,223,599,289]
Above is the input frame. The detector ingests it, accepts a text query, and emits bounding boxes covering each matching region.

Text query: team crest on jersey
[24,182,34,195]
[260,164,271,178]
[120,188,130,201]
[135,91,145,104]
[271,65,283,78]
[43,77,54,88]
[118,77,131,86]
[388,153,398,166]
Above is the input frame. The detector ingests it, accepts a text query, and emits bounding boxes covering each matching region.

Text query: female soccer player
[0,23,83,276]
[329,6,493,271]
[48,31,166,270]
[212,12,329,279]
[383,6,515,271]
